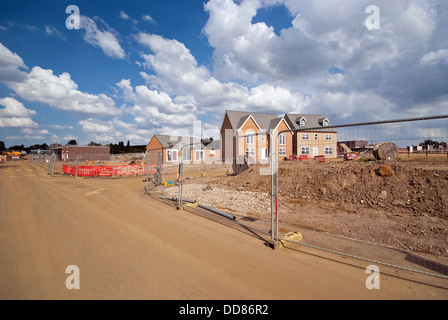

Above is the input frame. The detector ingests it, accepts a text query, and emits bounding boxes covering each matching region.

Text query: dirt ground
[164,160,448,258]
[1,161,448,300]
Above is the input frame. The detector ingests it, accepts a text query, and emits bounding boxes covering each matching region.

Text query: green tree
[88,141,102,146]
[420,139,447,148]
[0,141,5,152]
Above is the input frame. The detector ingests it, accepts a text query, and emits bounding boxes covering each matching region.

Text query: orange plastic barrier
[62,164,156,177]
[289,155,309,161]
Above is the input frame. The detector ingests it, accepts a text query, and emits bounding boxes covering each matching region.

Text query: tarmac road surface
[0,161,447,300]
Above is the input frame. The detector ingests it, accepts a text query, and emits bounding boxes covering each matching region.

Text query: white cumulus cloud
[8,66,120,116]
[420,49,448,65]
[0,42,28,83]
[0,97,38,128]
[81,16,126,59]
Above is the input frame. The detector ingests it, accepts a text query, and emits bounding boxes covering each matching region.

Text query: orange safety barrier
[289,155,309,161]
[314,155,326,163]
[62,164,157,177]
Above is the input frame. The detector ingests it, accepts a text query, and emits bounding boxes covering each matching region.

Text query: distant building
[338,140,369,150]
[52,145,110,162]
[204,139,221,163]
[146,135,221,164]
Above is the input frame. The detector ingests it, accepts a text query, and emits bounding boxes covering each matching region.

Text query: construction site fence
[62,164,157,177]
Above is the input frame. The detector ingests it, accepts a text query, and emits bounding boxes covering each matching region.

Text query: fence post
[178,161,184,209]
[75,155,79,178]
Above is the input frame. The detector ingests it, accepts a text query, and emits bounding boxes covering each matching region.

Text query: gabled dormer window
[298,117,306,127]
[321,118,329,126]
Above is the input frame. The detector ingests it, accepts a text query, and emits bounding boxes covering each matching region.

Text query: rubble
[164,160,448,257]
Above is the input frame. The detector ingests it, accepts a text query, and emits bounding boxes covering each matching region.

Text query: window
[261,148,268,160]
[279,148,286,156]
[299,118,306,127]
[279,134,286,145]
[246,135,254,145]
[167,149,178,162]
[326,134,332,140]
[302,133,309,140]
[195,150,204,161]
[315,134,318,140]
[246,147,255,157]
[325,146,333,155]
[301,146,310,155]
[182,148,191,161]
[323,120,329,126]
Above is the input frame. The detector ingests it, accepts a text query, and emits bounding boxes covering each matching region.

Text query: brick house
[220,110,293,163]
[146,135,220,164]
[52,146,110,162]
[284,114,338,158]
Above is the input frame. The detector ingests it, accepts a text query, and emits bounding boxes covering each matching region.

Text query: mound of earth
[221,161,448,219]
[170,160,448,257]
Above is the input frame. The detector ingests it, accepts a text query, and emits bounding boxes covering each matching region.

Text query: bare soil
[2,161,448,299]
[165,160,448,258]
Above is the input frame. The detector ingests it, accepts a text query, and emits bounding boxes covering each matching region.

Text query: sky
[0,0,447,147]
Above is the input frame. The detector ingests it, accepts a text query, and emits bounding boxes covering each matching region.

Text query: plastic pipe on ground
[159,196,236,220]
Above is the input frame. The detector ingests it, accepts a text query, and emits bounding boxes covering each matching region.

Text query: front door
[313,147,319,157]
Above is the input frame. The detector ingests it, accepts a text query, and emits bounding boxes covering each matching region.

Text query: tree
[420,139,447,148]
[67,140,77,146]
[10,144,25,151]
[0,141,5,152]
[88,141,102,146]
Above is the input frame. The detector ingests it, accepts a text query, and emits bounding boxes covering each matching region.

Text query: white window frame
[182,148,191,161]
[301,146,310,155]
[279,148,287,156]
[326,134,332,140]
[299,119,306,127]
[246,135,254,145]
[166,149,178,162]
[279,134,286,145]
[245,147,255,157]
[195,149,204,162]
[302,133,309,140]
[323,120,329,127]
[325,146,333,155]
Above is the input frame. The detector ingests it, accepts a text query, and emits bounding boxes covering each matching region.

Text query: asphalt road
[0,161,447,300]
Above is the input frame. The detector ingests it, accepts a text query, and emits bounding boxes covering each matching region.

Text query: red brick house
[220,110,293,163]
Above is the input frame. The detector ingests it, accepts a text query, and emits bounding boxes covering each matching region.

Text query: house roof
[285,114,337,132]
[225,110,285,132]
[204,139,221,150]
[154,135,202,149]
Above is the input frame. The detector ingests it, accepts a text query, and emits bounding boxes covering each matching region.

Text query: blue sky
[1,0,447,147]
